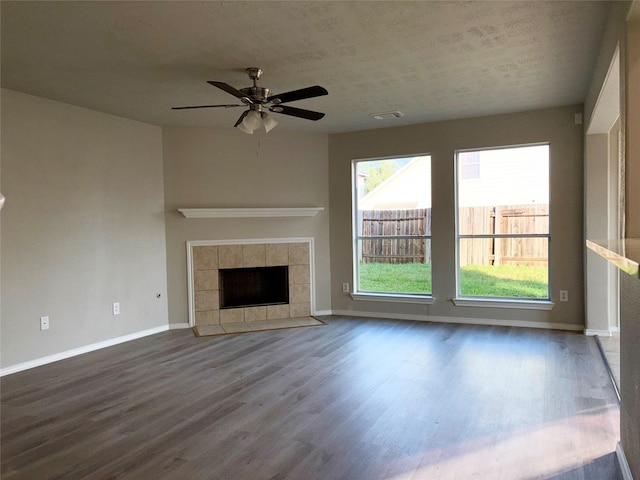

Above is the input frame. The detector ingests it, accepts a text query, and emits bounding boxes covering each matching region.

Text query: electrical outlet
[342,282,350,293]
[559,290,569,302]
[112,302,120,315]
[40,316,50,331]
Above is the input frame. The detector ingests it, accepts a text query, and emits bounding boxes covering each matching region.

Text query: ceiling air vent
[370,111,404,120]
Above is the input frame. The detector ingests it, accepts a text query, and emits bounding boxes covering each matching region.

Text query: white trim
[332,309,431,322]
[186,237,317,327]
[584,328,614,337]
[330,310,583,331]
[186,242,195,328]
[587,46,620,135]
[314,310,332,316]
[616,443,633,480]
[187,237,315,247]
[350,292,435,305]
[0,325,171,377]
[169,322,191,330]
[452,297,554,310]
[178,207,324,218]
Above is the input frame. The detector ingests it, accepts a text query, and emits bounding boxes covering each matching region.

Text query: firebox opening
[219,266,289,309]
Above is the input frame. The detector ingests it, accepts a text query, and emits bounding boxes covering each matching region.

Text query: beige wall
[620,14,640,479]
[162,127,331,324]
[626,18,640,237]
[329,106,585,328]
[0,89,168,369]
[584,133,613,333]
[583,3,640,475]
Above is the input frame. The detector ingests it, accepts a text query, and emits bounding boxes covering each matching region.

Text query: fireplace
[219,266,289,309]
[188,239,313,326]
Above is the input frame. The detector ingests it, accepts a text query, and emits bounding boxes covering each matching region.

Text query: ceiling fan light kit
[243,109,262,130]
[261,112,279,133]
[173,67,327,134]
[236,121,253,135]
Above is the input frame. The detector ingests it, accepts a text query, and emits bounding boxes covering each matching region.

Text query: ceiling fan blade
[269,105,325,121]
[207,81,252,103]
[267,85,328,104]
[234,110,249,127]
[172,104,244,110]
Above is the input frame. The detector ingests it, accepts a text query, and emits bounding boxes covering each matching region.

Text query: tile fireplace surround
[187,239,314,327]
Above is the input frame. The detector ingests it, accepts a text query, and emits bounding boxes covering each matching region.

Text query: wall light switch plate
[40,316,50,330]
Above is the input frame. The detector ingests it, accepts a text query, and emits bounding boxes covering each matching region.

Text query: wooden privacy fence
[361,205,549,266]
[361,208,431,264]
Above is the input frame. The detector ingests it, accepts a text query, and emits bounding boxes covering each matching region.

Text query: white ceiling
[1,1,611,134]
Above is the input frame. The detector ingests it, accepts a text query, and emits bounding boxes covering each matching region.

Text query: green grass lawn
[358,262,548,299]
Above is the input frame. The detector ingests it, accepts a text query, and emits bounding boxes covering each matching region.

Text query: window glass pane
[458,145,549,235]
[354,155,432,295]
[458,238,548,298]
[358,239,432,295]
[457,145,550,300]
[460,152,481,179]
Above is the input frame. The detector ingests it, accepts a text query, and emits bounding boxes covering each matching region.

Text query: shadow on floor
[539,452,621,480]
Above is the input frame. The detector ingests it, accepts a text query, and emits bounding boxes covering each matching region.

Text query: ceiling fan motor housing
[240,86,271,104]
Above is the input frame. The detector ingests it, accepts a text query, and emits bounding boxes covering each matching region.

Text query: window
[456,145,550,300]
[353,155,432,297]
[460,152,481,179]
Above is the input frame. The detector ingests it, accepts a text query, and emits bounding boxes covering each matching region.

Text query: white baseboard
[330,310,584,332]
[616,443,633,480]
[0,324,172,377]
[584,328,614,337]
[169,322,191,329]
[313,310,333,316]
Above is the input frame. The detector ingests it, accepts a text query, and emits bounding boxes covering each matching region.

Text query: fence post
[494,205,501,266]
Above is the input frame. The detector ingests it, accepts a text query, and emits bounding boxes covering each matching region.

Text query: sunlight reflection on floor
[384,407,619,480]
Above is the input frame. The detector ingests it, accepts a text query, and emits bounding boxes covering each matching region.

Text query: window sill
[452,297,554,310]
[350,292,435,305]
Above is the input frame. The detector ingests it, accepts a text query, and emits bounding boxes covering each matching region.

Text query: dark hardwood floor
[1,317,621,479]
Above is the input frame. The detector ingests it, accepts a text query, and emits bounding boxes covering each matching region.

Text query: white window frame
[453,143,553,308]
[351,155,434,303]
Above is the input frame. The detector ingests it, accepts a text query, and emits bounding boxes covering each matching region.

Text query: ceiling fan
[172,67,328,134]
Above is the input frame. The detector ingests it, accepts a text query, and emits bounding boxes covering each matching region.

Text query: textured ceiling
[1,1,611,134]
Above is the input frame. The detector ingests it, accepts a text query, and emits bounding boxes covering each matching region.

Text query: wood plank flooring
[596,333,621,394]
[1,317,621,480]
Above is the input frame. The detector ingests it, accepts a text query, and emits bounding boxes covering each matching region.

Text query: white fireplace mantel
[178,207,324,219]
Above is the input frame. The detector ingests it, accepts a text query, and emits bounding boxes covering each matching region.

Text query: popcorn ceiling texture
[0,1,610,133]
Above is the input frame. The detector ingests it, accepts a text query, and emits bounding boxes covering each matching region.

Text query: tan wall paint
[620,16,640,480]
[329,106,585,327]
[0,89,168,369]
[584,133,612,333]
[626,19,640,237]
[162,127,330,324]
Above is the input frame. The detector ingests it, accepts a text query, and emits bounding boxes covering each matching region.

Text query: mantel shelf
[178,207,325,219]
